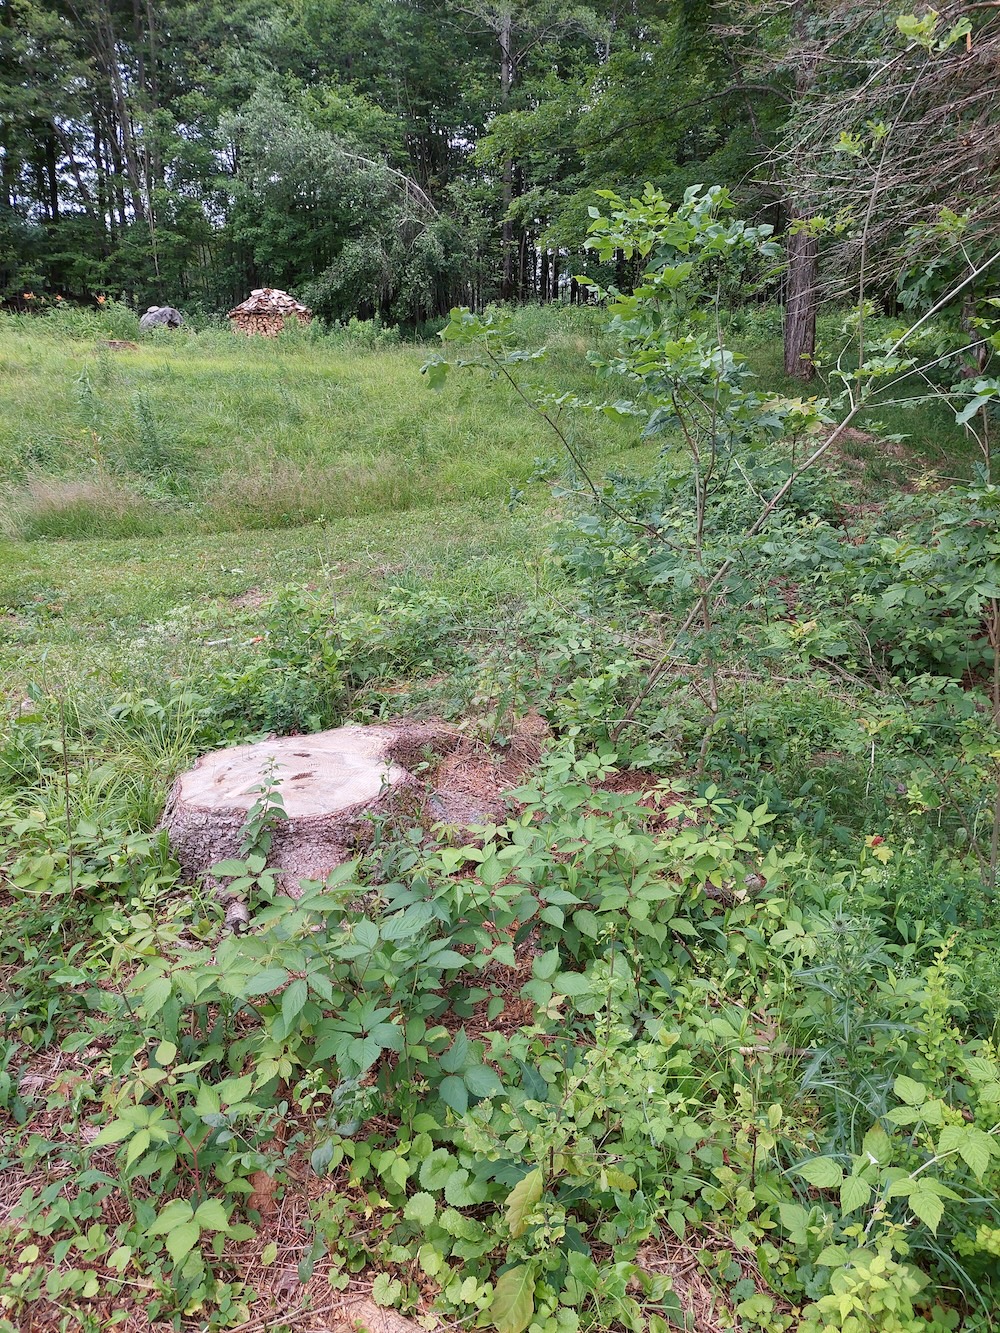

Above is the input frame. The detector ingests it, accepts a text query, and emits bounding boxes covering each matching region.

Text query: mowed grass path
[0,314,647,697]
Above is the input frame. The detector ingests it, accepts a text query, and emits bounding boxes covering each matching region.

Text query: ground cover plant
[4,149,1000,1333]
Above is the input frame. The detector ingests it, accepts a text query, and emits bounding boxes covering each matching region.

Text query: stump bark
[162,721,459,889]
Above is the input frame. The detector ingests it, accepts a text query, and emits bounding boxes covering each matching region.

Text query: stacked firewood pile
[226,288,312,337]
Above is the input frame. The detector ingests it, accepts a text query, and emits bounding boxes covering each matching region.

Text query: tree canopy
[0,0,997,328]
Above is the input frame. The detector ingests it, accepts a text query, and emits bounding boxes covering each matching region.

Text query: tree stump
[162,721,459,890]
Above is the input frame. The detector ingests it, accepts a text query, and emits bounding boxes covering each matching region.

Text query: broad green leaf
[154,1040,177,1066]
[909,1187,944,1233]
[815,1244,850,1267]
[777,1202,809,1245]
[439,1075,469,1116]
[353,919,381,950]
[404,1192,436,1227]
[372,1274,402,1306]
[573,909,600,939]
[210,858,252,877]
[840,1175,871,1215]
[262,1242,278,1265]
[504,1168,543,1239]
[464,1064,504,1098]
[194,1199,230,1231]
[961,1129,995,1179]
[886,1177,915,1199]
[165,1221,201,1264]
[796,1156,844,1189]
[91,1118,134,1148]
[125,1129,151,1165]
[444,1167,483,1206]
[491,1265,536,1333]
[894,1075,927,1106]
[533,947,560,981]
[419,1149,457,1191]
[142,975,172,1017]
[553,972,593,998]
[282,978,308,1025]
[242,968,290,997]
[148,1200,194,1234]
[862,1122,893,1166]
[940,1125,994,1179]
[440,1029,470,1074]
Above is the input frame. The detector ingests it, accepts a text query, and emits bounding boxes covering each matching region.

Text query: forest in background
[2,0,998,369]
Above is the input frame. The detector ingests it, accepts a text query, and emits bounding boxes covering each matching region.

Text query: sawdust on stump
[429,710,548,826]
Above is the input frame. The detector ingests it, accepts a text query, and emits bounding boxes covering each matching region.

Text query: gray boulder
[139,305,184,331]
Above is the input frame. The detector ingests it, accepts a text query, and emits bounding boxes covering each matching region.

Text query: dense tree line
[1,0,997,351]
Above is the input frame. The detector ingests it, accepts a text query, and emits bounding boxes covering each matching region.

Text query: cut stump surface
[163,721,459,888]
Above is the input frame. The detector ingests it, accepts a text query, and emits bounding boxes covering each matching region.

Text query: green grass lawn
[0,305,971,704]
[0,308,647,699]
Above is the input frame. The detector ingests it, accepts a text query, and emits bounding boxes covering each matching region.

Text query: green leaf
[91,1118,134,1148]
[419,1149,457,1191]
[909,1187,944,1233]
[148,1200,194,1234]
[373,1275,403,1307]
[440,1029,470,1074]
[125,1129,151,1165]
[154,1040,177,1066]
[961,1129,995,1179]
[553,971,593,998]
[894,1075,927,1106]
[165,1221,201,1264]
[464,1064,504,1099]
[840,1175,871,1215]
[194,1199,230,1231]
[142,975,172,1017]
[886,1178,915,1200]
[491,1265,536,1333]
[815,1244,850,1267]
[404,1192,436,1227]
[777,1202,810,1245]
[210,858,252,877]
[282,978,308,1025]
[262,1241,278,1265]
[439,1075,469,1115]
[940,1125,994,1179]
[573,909,600,939]
[504,1168,543,1239]
[533,947,560,981]
[444,1167,481,1206]
[242,968,290,997]
[795,1156,844,1189]
[862,1122,893,1166]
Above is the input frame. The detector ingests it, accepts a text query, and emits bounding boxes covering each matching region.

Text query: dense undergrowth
[3,196,1000,1331]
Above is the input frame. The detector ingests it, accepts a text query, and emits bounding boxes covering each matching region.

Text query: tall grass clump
[0,474,163,540]
[204,457,434,530]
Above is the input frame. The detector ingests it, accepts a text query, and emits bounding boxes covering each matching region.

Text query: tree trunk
[783,0,818,382]
[499,13,515,300]
[784,221,818,380]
